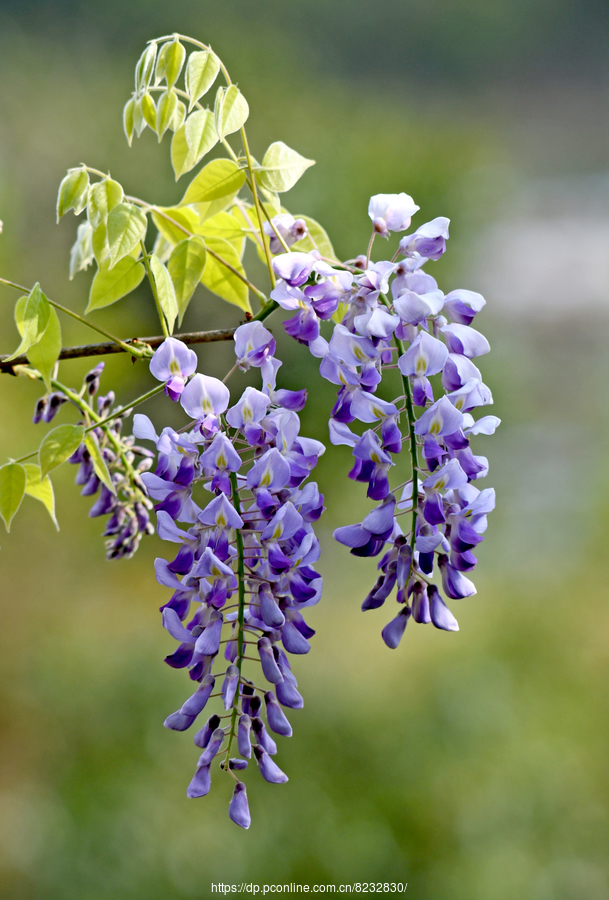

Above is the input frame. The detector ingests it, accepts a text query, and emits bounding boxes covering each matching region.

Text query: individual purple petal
[194,611,223,656]
[186,764,211,798]
[329,419,358,447]
[252,716,278,755]
[423,458,468,492]
[258,584,285,628]
[329,324,378,367]
[412,582,431,623]
[275,678,304,709]
[233,321,276,368]
[350,390,399,423]
[228,782,251,829]
[226,386,271,429]
[465,415,501,436]
[198,727,225,766]
[261,502,303,542]
[164,711,196,731]
[354,307,400,339]
[264,691,293,737]
[257,637,284,684]
[368,193,419,234]
[271,251,318,287]
[281,621,311,654]
[428,585,459,631]
[247,449,291,492]
[333,523,371,549]
[221,665,240,710]
[198,492,244,529]
[199,433,242,473]
[399,216,450,259]
[180,373,230,418]
[162,607,194,643]
[398,331,448,378]
[238,714,252,758]
[149,338,198,399]
[194,714,221,749]
[362,493,396,537]
[228,758,248,771]
[441,353,482,391]
[414,395,465,437]
[438,554,477,599]
[180,674,215,717]
[253,745,289,783]
[443,289,485,325]
[381,607,411,648]
[441,324,490,358]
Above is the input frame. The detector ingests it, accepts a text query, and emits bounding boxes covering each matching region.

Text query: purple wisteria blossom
[135,332,326,829]
[149,336,198,400]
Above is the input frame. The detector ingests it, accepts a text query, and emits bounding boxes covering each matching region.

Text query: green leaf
[91,222,109,264]
[39,425,85,479]
[23,464,58,530]
[84,433,116,495]
[150,254,178,334]
[198,211,245,258]
[135,41,157,93]
[156,39,186,89]
[172,100,186,133]
[87,256,146,312]
[178,109,218,175]
[170,125,190,180]
[257,141,315,193]
[181,158,245,206]
[290,214,336,259]
[107,203,147,268]
[202,236,250,312]
[88,179,124,230]
[69,221,94,279]
[17,300,62,391]
[141,92,157,130]
[185,50,220,110]
[133,96,146,137]
[214,85,249,139]
[5,284,50,362]
[152,206,199,245]
[123,97,135,145]
[0,463,27,532]
[156,89,178,141]
[167,236,207,324]
[56,167,89,221]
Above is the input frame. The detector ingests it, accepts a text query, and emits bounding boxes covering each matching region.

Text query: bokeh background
[1,1,609,897]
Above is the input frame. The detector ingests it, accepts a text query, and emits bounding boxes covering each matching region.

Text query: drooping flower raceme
[270,195,498,646]
[136,325,325,828]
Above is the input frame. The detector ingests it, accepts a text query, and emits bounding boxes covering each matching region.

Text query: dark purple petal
[164,711,196,731]
[238,715,252,758]
[180,674,215,717]
[254,745,289,783]
[194,714,221,749]
[257,638,284,684]
[264,692,293,736]
[381,607,411,648]
[228,782,251,828]
[186,764,211,798]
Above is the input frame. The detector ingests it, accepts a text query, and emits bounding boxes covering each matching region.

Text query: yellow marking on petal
[217,513,227,527]
[430,418,441,435]
[354,346,366,361]
[260,469,271,487]
[169,359,181,375]
[217,453,227,468]
[272,526,282,540]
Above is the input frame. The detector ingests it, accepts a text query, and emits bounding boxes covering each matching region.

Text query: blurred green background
[1,1,609,897]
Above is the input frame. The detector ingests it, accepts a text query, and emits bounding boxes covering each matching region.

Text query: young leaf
[167,236,207,324]
[135,41,157,93]
[123,96,135,145]
[185,50,220,110]
[56,167,89,221]
[150,254,179,334]
[20,302,62,391]
[201,236,250,312]
[69,221,94,279]
[88,179,124,230]
[257,142,315,193]
[152,206,199,246]
[181,158,245,206]
[156,89,178,141]
[107,203,147,268]
[23,464,59,530]
[291,213,336,259]
[87,256,145,312]
[156,40,186,89]
[39,425,85,479]
[141,92,157,131]
[92,222,109,264]
[133,96,146,137]
[5,284,50,362]
[198,211,245,258]
[84,433,116,495]
[185,109,218,164]
[0,463,27,532]
[172,100,186,133]
[214,85,249,139]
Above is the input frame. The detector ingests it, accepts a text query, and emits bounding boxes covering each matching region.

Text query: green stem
[0,277,147,357]
[140,240,169,337]
[223,469,247,767]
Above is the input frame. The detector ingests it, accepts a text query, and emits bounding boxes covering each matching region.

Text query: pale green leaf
[290,214,336,259]
[214,85,249,139]
[172,100,186,133]
[87,256,146,312]
[193,196,241,223]
[152,231,173,264]
[0,463,26,532]
[141,92,157,130]
[57,167,89,221]
[170,125,190,180]
[181,158,245,206]
[107,203,147,268]
[123,97,135,145]
[25,306,62,391]
[5,284,50,362]
[257,141,315,193]
[23,464,58,530]
[88,179,124,230]
[156,89,178,140]
[39,425,85,479]
[198,211,245,258]
[152,206,199,245]
[156,40,185,89]
[91,222,109,264]
[84,433,116,495]
[182,109,218,170]
[201,236,250,312]
[69,221,94,279]
[185,50,220,110]
[150,254,178,334]
[133,96,146,137]
[167,236,207,324]
[135,41,157,93]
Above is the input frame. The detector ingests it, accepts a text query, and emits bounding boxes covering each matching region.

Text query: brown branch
[0,328,236,374]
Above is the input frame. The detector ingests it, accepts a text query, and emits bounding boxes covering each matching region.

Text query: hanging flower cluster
[135,324,325,828]
[267,193,499,645]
